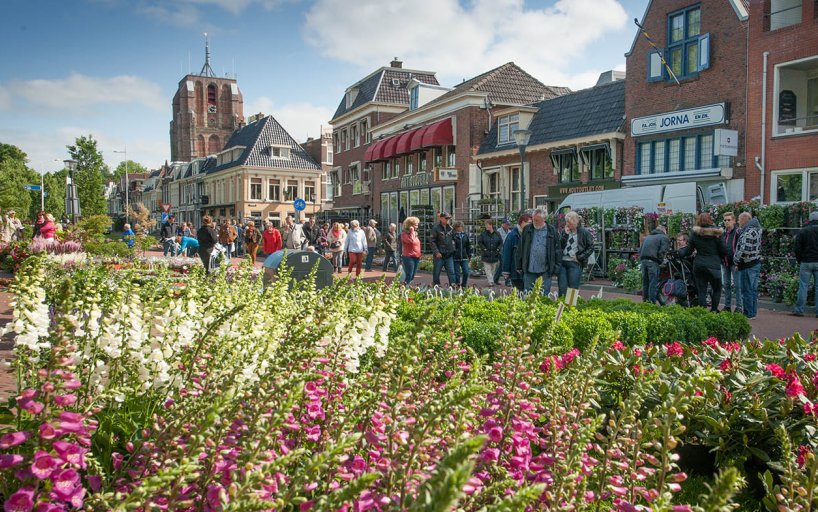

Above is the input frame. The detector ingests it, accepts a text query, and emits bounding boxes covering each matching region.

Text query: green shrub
[665,307,708,343]
[84,240,134,258]
[606,310,648,345]
[620,268,642,294]
[699,311,751,341]
[530,302,574,352]
[644,311,678,344]
[563,309,617,351]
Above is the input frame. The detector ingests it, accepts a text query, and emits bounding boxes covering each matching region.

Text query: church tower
[170,35,244,162]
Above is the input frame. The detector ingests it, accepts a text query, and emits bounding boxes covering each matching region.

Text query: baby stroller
[658,251,696,307]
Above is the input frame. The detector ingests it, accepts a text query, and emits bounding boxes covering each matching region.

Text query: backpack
[662,279,687,299]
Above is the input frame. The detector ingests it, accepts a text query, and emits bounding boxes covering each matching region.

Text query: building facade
[170,41,244,163]
[301,126,334,211]
[746,0,818,204]
[477,76,626,215]
[624,0,749,205]
[367,62,570,224]
[328,59,439,220]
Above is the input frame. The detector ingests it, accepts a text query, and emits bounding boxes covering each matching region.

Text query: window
[305,181,316,202]
[250,178,262,201]
[351,164,362,195]
[552,151,579,183]
[341,129,348,152]
[406,155,414,175]
[285,180,298,201]
[362,119,371,144]
[434,147,444,168]
[498,114,519,145]
[443,186,455,216]
[331,169,341,199]
[637,133,720,174]
[333,133,340,153]
[446,145,456,167]
[382,161,391,181]
[510,166,522,211]
[394,158,401,178]
[270,146,290,159]
[583,146,613,180]
[773,169,818,203]
[486,171,500,200]
[654,6,709,82]
[774,56,818,135]
[769,0,802,30]
[419,151,428,172]
[326,145,333,165]
[268,179,280,201]
[410,86,419,110]
[352,124,359,147]
[207,84,217,107]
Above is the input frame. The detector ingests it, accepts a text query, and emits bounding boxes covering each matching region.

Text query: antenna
[188,51,191,75]
[199,32,216,77]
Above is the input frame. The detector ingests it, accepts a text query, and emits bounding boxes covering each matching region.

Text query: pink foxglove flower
[53,441,86,469]
[50,468,81,500]
[0,431,30,449]
[0,454,24,469]
[3,485,35,512]
[31,451,58,480]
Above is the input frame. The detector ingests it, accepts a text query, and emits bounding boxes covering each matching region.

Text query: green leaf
[408,436,485,512]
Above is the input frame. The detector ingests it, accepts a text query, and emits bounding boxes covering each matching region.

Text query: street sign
[293,198,307,211]
[161,203,172,213]
[25,185,41,191]
[161,213,169,223]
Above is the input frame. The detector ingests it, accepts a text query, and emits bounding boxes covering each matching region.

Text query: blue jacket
[177,236,200,255]
[123,229,135,248]
[501,226,522,280]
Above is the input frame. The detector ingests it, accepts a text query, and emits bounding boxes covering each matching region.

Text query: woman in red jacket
[262,222,282,255]
[400,216,422,286]
[38,213,57,241]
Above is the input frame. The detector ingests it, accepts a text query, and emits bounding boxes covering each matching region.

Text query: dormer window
[498,114,519,145]
[410,86,419,110]
[268,145,291,159]
[345,88,359,109]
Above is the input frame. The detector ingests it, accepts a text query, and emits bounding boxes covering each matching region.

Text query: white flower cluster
[4,264,51,357]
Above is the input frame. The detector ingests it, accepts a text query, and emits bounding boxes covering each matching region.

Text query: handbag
[330,241,342,249]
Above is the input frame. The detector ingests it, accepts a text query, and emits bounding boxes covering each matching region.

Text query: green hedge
[394,294,752,358]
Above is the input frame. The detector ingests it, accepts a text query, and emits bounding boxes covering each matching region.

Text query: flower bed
[0,259,815,510]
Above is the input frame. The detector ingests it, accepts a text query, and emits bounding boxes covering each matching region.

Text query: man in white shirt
[283,216,304,250]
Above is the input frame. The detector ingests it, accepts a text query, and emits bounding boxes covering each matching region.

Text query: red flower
[719,358,732,372]
[797,445,813,468]
[766,364,786,379]
[665,342,684,358]
[786,373,806,397]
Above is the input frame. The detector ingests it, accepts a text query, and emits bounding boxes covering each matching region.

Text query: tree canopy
[113,160,148,180]
[67,135,108,217]
[0,143,41,219]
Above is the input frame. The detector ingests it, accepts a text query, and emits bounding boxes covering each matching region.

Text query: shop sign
[713,128,738,156]
[400,172,430,189]
[631,103,726,136]
[547,180,620,197]
[436,168,458,181]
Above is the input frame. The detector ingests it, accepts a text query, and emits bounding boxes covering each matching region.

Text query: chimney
[390,57,403,68]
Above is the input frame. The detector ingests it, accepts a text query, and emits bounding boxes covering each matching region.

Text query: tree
[113,160,147,180]
[43,170,67,221]
[0,143,40,219]
[67,135,108,217]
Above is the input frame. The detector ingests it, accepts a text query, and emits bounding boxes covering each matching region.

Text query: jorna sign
[631,103,726,136]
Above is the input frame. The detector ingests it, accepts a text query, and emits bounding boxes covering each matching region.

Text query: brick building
[367,62,569,224]
[476,75,626,215]
[300,126,334,211]
[328,59,439,220]
[624,0,749,205]
[170,39,244,162]
[746,0,818,204]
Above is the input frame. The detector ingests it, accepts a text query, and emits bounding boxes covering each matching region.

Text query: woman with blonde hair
[343,219,367,277]
[327,222,347,273]
[400,216,422,285]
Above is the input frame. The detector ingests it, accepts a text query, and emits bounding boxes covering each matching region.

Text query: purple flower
[3,485,35,512]
[31,451,58,480]
[487,426,504,443]
[0,431,30,449]
[16,398,44,415]
[39,423,58,440]
[49,468,81,500]
[52,395,77,407]
[53,441,86,469]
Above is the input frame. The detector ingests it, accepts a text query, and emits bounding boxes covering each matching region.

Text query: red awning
[421,118,453,147]
[394,130,416,155]
[381,135,400,160]
[409,125,431,151]
[367,139,387,162]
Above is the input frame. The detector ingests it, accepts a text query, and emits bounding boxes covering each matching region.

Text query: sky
[0,0,649,175]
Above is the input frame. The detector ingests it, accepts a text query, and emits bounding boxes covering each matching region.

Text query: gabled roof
[430,62,570,108]
[626,0,748,57]
[331,66,439,121]
[208,116,321,174]
[478,79,625,156]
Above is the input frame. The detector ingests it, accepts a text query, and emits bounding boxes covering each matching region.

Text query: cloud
[304,0,628,90]
[2,74,165,113]
[245,97,332,142]
[0,127,168,174]
[136,0,294,24]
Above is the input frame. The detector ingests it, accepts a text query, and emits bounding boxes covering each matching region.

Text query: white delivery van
[558,181,728,215]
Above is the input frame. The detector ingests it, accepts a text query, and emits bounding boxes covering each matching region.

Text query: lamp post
[113,147,128,222]
[513,128,532,211]
[64,159,77,224]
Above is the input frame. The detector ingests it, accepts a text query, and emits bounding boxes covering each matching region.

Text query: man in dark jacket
[478,220,504,286]
[639,226,670,304]
[558,211,595,297]
[161,215,176,257]
[515,209,561,295]
[792,210,818,317]
[720,212,742,313]
[734,212,762,319]
[430,212,456,286]
[501,213,532,291]
[196,215,219,273]
[680,214,728,312]
[381,223,399,272]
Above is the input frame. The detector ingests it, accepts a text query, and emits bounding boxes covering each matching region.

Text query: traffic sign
[25,184,41,191]
[293,198,307,211]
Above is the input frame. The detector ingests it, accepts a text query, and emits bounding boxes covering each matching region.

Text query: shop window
[446,145,456,167]
[498,114,519,145]
[250,178,262,201]
[552,151,579,183]
[637,134,718,175]
[773,170,818,202]
[774,56,818,135]
[582,146,613,180]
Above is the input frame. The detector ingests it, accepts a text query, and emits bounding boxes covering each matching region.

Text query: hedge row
[392,294,751,357]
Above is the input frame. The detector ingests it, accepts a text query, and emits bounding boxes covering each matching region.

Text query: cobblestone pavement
[1,254,815,401]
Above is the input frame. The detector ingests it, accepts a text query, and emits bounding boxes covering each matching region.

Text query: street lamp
[113,147,128,221]
[513,128,532,211]
[64,159,78,224]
